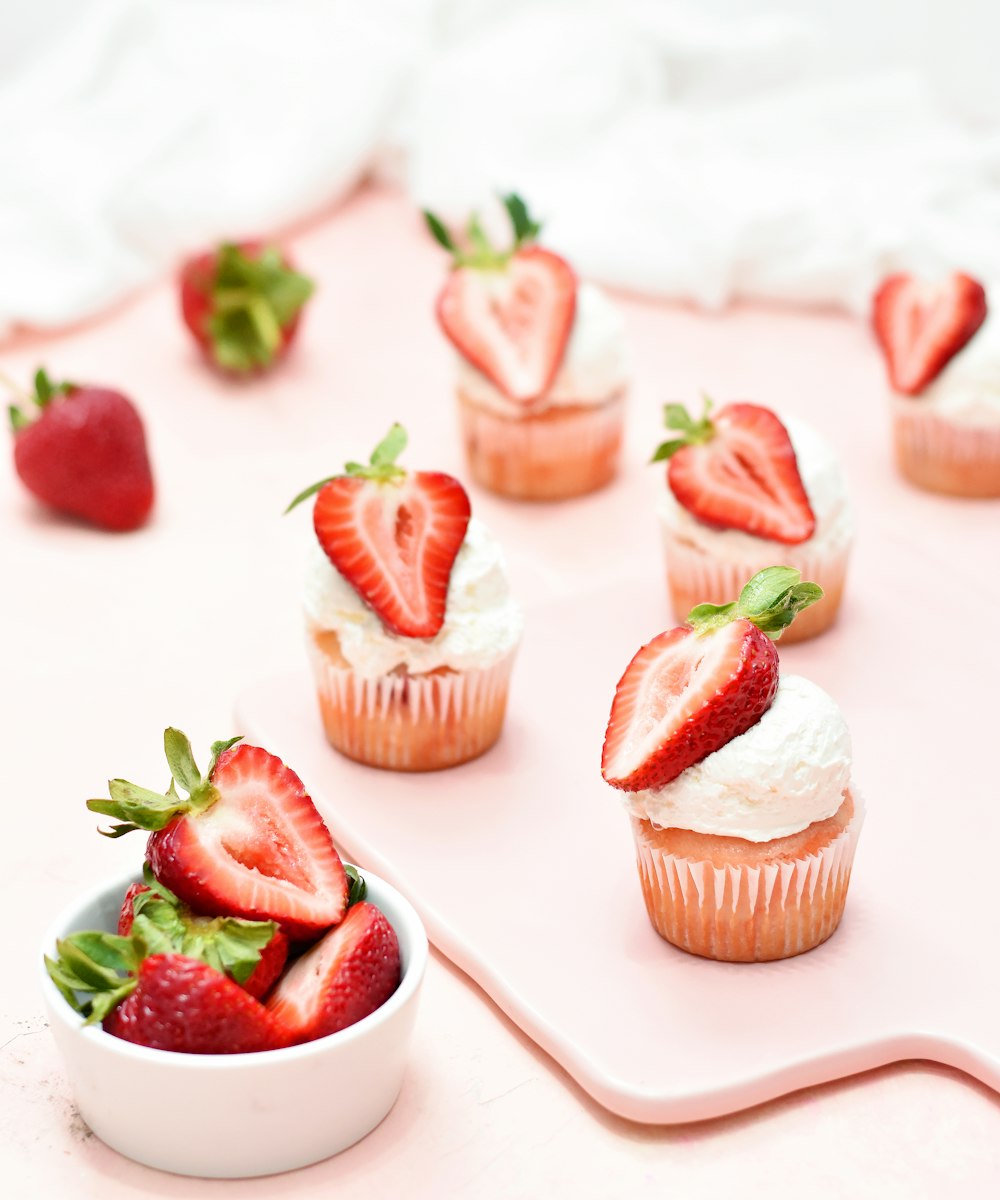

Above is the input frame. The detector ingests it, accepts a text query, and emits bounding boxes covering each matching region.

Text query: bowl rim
[40,862,428,1068]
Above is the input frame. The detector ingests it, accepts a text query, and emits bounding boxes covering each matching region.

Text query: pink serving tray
[237,542,1000,1124]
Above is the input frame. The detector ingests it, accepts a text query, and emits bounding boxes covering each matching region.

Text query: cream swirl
[625,675,851,841]
[303,517,523,678]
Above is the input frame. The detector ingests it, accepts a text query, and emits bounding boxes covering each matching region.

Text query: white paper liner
[457,389,625,498]
[893,400,1000,496]
[308,642,517,770]
[659,518,850,640]
[633,792,865,961]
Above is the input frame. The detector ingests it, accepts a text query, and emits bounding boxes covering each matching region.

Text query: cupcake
[653,400,853,643]
[873,271,999,497]
[601,567,863,962]
[425,193,628,500]
[288,424,523,770]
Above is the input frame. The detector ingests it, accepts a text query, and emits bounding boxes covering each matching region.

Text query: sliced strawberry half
[266,900,401,1043]
[286,424,471,639]
[426,193,577,405]
[46,931,290,1053]
[653,400,815,545]
[602,567,823,791]
[872,271,987,395]
[116,869,289,999]
[88,730,348,941]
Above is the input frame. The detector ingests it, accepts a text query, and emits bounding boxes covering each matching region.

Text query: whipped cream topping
[625,675,851,842]
[908,311,1000,426]
[657,415,854,563]
[456,281,629,412]
[302,517,524,678]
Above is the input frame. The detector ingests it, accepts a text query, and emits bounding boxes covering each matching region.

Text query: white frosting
[626,675,851,842]
[908,313,1000,427]
[657,416,854,563]
[302,517,524,678]
[456,281,629,412]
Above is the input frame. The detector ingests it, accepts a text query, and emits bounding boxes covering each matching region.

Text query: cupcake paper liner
[457,389,625,500]
[632,793,864,962]
[892,401,1000,498]
[308,641,517,771]
[659,518,850,643]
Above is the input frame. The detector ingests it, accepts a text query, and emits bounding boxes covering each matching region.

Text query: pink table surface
[3,185,999,1196]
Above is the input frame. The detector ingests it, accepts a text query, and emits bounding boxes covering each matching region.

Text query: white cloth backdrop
[1,0,999,332]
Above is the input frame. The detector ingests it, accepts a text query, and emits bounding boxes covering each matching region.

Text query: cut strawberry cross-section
[266,900,401,1043]
[426,193,577,405]
[653,399,815,545]
[872,271,987,395]
[602,567,823,792]
[286,424,471,639]
[87,729,348,941]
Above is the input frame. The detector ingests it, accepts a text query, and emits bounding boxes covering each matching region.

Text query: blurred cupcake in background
[426,194,628,500]
[288,425,523,771]
[653,399,853,643]
[873,270,999,497]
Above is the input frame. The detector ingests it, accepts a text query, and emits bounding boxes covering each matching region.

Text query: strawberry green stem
[87,729,242,838]
[423,192,543,269]
[650,395,716,463]
[686,566,823,641]
[284,423,409,514]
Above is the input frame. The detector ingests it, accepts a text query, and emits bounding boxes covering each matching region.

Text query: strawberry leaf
[502,193,542,246]
[345,864,367,908]
[369,423,408,470]
[287,424,410,513]
[46,932,141,1025]
[423,210,458,254]
[207,735,243,777]
[163,727,202,794]
[8,404,29,432]
[687,567,824,641]
[650,438,687,463]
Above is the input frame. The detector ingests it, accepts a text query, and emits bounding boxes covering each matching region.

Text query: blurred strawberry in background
[179,242,314,376]
[9,368,154,531]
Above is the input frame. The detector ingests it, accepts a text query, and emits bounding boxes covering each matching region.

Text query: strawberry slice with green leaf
[426,193,577,405]
[286,424,471,638]
[117,865,288,999]
[87,729,348,941]
[46,933,290,1053]
[266,900,400,1043]
[602,567,823,792]
[180,241,314,374]
[653,399,815,545]
[872,271,987,395]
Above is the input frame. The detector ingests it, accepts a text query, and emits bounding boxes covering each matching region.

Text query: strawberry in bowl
[426,193,629,500]
[871,271,1000,498]
[287,423,524,771]
[41,728,427,1177]
[602,566,864,962]
[652,398,854,643]
[9,368,154,531]
[179,241,314,375]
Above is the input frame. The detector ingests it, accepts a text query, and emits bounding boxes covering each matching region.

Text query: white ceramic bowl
[40,865,427,1178]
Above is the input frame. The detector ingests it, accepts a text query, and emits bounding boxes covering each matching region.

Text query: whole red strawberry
[10,368,153,531]
[180,241,314,374]
[425,194,577,405]
[88,729,348,941]
[46,931,290,1054]
[117,868,289,1000]
[602,567,823,792]
[286,424,471,638]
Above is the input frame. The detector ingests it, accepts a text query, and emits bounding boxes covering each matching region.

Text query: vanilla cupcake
[602,567,863,962]
[873,272,999,497]
[426,194,628,500]
[654,401,853,643]
[288,425,523,770]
